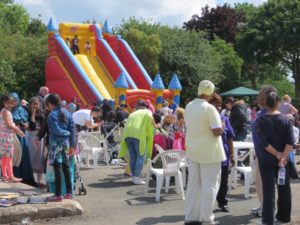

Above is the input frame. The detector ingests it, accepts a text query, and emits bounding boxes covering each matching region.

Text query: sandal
[8,177,22,182]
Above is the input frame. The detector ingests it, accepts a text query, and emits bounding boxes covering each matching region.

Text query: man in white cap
[184,80,226,225]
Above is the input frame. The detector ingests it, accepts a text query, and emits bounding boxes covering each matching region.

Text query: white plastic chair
[144,150,185,201]
[78,132,109,167]
[229,149,254,198]
[154,144,188,188]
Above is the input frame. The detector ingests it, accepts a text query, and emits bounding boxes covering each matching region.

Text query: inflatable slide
[45,20,152,104]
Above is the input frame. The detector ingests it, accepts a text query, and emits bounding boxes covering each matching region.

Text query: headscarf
[198,80,215,96]
[10,92,29,125]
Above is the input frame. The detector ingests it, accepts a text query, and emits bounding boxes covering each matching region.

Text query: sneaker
[47,195,63,202]
[251,207,262,217]
[64,193,72,199]
[132,177,145,185]
[251,207,261,213]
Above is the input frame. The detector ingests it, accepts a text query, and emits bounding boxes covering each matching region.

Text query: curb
[0,200,83,224]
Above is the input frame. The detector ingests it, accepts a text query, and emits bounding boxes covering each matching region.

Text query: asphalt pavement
[29,161,300,225]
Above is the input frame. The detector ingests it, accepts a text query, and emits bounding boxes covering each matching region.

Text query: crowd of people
[0,82,299,224]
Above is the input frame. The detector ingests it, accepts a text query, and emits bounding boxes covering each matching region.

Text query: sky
[14,0,266,28]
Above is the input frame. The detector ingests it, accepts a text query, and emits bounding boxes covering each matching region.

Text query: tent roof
[220,86,259,97]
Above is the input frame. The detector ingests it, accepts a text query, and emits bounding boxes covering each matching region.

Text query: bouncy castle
[45,18,182,110]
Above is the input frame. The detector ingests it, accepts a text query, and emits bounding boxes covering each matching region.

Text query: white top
[72,109,93,126]
[160,106,172,116]
[185,98,226,164]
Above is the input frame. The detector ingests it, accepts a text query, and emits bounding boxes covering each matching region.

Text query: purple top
[279,102,293,114]
[221,115,235,166]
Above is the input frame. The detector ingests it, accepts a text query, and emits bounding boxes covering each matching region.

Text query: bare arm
[2,110,24,137]
[211,127,223,136]
[84,120,101,129]
[264,145,282,159]
[228,138,235,166]
[290,104,298,114]
[151,117,161,129]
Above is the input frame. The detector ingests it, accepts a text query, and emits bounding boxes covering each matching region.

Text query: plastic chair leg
[165,176,170,193]
[181,167,187,188]
[244,172,251,199]
[177,172,185,200]
[144,163,151,197]
[155,175,164,201]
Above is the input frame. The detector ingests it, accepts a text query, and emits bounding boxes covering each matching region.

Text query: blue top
[255,113,294,167]
[221,115,235,166]
[47,107,76,148]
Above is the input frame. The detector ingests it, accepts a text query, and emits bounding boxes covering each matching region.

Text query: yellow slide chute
[59,23,115,100]
[75,54,111,99]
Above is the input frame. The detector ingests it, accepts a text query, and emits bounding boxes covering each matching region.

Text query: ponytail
[266,92,280,109]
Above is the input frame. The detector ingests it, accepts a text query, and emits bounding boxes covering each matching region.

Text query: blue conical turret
[114,72,129,89]
[103,19,113,34]
[168,73,182,91]
[151,73,165,90]
[47,17,58,33]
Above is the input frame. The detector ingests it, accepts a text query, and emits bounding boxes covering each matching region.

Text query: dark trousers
[217,165,229,207]
[53,161,72,196]
[259,162,291,225]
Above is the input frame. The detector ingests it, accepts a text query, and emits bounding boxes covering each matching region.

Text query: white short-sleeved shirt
[72,109,93,126]
[185,98,226,164]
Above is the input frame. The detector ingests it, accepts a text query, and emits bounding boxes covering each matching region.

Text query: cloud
[15,0,266,27]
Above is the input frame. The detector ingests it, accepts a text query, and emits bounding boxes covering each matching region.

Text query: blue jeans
[125,137,146,177]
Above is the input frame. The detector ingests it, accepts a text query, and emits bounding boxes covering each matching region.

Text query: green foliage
[211,38,243,91]
[236,0,300,98]
[0,3,30,34]
[260,78,294,99]
[0,1,47,99]
[158,27,223,99]
[26,18,46,37]
[121,27,162,77]
[0,33,48,98]
[0,59,16,93]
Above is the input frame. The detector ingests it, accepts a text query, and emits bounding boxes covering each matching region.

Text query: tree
[0,59,16,93]
[0,3,30,34]
[116,18,162,78]
[183,4,244,43]
[211,38,243,91]
[26,18,46,37]
[121,27,161,77]
[236,0,300,98]
[158,27,223,99]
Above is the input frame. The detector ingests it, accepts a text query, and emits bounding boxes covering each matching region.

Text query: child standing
[27,97,46,187]
[45,94,75,202]
[0,95,24,182]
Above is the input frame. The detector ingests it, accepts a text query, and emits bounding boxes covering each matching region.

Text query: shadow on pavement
[135,215,184,225]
